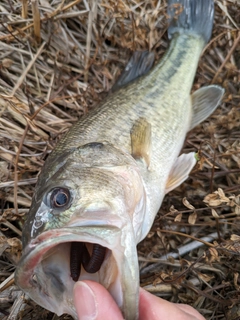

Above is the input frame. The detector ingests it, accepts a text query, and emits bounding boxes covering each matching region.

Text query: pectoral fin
[111,51,155,92]
[165,152,197,194]
[131,118,151,167]
[190,85,224,130]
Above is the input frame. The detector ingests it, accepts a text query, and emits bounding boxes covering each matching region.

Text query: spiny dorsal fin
[111,51,155,92]
[189,85,224,131]
[165,152,197,194]
[131,118,151,167]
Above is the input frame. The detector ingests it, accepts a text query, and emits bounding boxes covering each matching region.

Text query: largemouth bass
[15,0,224,319]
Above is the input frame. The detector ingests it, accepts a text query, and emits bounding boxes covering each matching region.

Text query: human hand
[73,280,206,320]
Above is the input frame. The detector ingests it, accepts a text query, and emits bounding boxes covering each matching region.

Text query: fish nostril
[70,242,106,281]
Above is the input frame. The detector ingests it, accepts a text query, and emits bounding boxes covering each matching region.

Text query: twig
[211,31,240,83]
[13,123,29,216]
[0,0,83,41]
[32,0,41,44]
[0,178,37,189]
[6,291,26,320]
[84,0,98,83]
[2,221,22,237]
[11,41,46,96]
[21,0,28,19]
[0,273,15,291]
[141,232,218,274]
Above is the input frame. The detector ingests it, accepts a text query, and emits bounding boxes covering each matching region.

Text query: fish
[15,0,224,319]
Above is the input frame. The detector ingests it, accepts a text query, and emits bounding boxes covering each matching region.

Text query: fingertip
[74,281,97,320]
[74,281,123,320]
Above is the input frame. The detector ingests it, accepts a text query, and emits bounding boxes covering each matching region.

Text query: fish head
[16,142,146,319]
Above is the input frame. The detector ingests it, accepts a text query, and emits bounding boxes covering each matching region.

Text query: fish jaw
[15,225,139,320]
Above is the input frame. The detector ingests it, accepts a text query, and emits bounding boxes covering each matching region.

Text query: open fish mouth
[15,225,139,319]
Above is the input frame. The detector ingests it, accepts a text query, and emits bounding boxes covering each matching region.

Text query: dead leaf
[188,211,197,225]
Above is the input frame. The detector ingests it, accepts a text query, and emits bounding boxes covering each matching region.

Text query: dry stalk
[21,0,28,19]
[31,0,41,44]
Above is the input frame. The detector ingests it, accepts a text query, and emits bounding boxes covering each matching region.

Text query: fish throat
[70,242,106,281]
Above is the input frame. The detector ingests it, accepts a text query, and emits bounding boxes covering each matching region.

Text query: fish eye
[50,187,71,209]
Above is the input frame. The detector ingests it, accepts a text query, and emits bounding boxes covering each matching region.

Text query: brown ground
[0,0,240,319]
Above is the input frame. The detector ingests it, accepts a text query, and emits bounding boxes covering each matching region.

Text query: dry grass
[0,0,240,319]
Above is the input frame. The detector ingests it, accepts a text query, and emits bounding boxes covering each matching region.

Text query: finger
[139,288,206,320]
[73,280,123,320]
[176,304,206,320]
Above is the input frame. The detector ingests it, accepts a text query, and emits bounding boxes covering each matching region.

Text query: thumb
[73,280,123,320]
[139,288,206,320]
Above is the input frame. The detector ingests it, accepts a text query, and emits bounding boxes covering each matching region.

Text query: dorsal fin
[111,51,155,92]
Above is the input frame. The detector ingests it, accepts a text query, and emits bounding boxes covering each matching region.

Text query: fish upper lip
[26,225,121,252]
[67,217,125,229]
